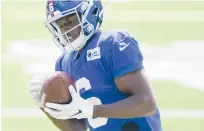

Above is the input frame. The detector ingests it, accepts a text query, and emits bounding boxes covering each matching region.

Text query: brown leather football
[39,71,86,131]
[40,71,73,107]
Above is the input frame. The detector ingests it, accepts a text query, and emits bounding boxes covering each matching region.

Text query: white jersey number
[75,77,108,128]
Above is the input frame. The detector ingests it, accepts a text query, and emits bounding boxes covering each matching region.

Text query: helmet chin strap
[64,31,86,53]
[59,36,67,46]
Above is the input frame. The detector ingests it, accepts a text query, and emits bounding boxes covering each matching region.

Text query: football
[40,71,86,131]
[40,71,74,107]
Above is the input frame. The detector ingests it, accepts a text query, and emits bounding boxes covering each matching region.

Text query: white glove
[28,74,51,107]
[44,85,94,120]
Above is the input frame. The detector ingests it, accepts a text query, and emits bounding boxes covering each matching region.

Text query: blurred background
[1,0,204,131]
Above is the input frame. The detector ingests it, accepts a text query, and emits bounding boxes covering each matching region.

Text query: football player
[30,0,162,131]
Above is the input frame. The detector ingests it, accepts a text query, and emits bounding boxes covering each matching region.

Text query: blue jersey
[55,30,162,131]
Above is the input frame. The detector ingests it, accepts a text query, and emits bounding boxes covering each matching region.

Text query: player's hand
[29,74,47,107]
[44,85,94,120]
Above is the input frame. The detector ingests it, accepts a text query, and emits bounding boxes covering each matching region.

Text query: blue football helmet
[45,0,103,53]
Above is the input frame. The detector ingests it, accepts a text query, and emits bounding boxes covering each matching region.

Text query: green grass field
[2,117,204,131]
[2,0,204,131]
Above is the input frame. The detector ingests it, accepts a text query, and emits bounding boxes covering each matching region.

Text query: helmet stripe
[49,0,54,17]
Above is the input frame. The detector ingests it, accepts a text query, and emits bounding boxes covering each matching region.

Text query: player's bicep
[55,53,65,71]
[114,69,151,95]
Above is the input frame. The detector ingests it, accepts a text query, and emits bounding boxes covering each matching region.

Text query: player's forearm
[93,94,156,118]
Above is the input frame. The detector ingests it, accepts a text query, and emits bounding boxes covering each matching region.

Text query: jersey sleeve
[55,53,65,71]
[111,31,144,78]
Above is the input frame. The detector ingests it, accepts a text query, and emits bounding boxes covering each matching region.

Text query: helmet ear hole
[92,7,98,15]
